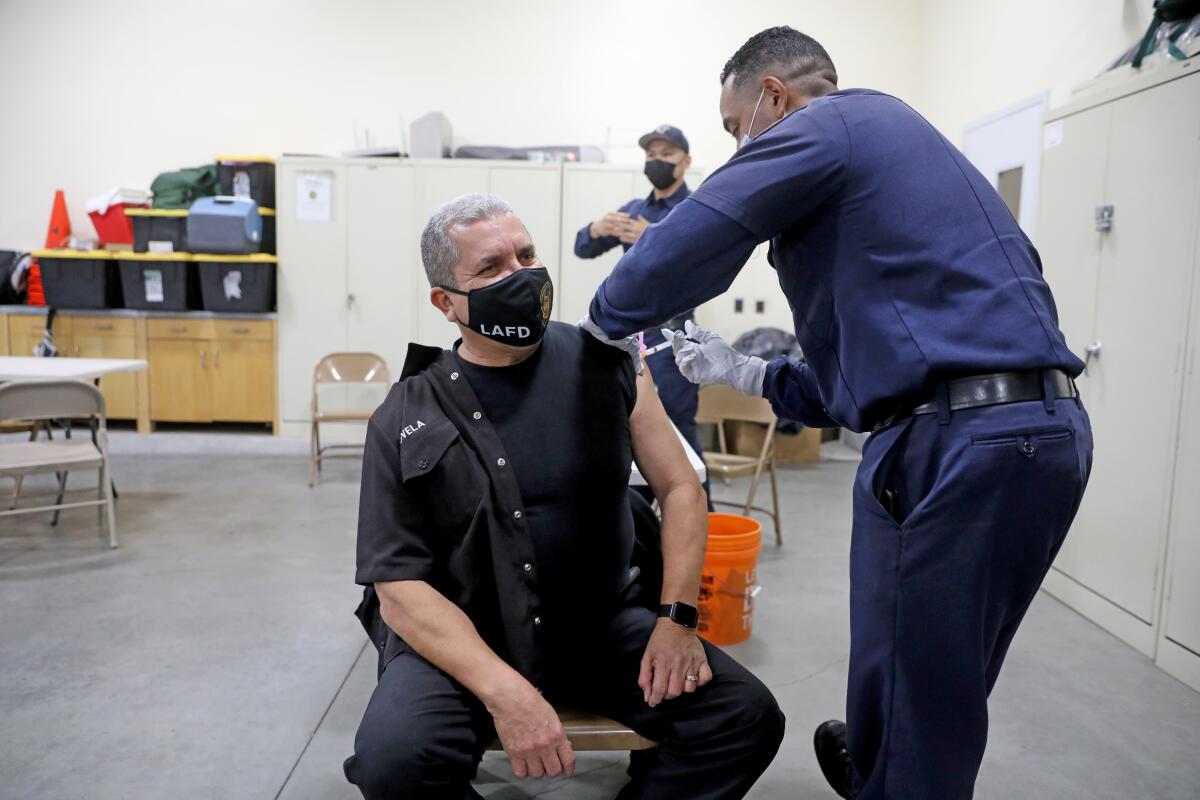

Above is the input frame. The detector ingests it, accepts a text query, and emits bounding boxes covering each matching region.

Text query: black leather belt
[874,369,1078,431]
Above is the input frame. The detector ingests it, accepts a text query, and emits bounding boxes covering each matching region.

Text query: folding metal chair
[0,380,118,548]
[696,384,783,545]
[309,352,390,487]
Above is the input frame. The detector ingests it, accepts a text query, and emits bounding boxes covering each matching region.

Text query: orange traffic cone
[29,189,71,306]
[45,189,71,248]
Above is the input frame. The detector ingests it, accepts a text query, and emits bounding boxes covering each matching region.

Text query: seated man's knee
[346,721,471,799]
[718,673,787,757]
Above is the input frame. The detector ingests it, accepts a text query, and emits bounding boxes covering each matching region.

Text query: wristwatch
[658,602,699,629]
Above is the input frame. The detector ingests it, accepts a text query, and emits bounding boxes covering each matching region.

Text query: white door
[1058,73,1200,625]
[963,92,1049,239]
[346,162,418,402]
[558,164,640,325]
[276,161,348,424]
[414,162,490,348]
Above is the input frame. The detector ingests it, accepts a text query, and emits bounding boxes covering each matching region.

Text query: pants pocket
[971,426,1073,460]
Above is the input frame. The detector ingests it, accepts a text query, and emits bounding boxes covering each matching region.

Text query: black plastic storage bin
[195,253,276,312]
[216,156,275,207]
[126,207,188,253]
[34,249,121,309]
[118,252,198,310]
[260,207,276,254]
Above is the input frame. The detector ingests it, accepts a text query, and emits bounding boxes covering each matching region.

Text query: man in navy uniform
[574,125,709,501]
[582,26,1093,800]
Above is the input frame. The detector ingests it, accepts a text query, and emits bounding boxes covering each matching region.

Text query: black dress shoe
[814,719,854,799]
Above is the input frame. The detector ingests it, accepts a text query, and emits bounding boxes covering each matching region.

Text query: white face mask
[740,88,768,149]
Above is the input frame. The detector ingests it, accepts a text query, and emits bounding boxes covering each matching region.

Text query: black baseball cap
[638,124,689,153]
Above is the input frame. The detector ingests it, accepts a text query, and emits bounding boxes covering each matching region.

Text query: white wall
[915,0,1152,145]
[0,0,921,249]
[0,0,1157,345]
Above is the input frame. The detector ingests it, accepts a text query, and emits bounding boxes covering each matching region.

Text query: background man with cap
[574,125,708,503]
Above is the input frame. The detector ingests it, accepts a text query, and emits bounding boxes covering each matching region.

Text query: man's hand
[590,211,631,240]
[488,682,576,780]
[639,618,713,707]
[579,315,644,375]
[664,320,767,396]
[618,214,652,245]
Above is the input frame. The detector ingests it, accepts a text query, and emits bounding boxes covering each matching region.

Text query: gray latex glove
[578,315,644,375]
[663,320,766,396]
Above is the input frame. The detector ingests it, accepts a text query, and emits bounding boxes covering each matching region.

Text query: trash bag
[732,326,804,361]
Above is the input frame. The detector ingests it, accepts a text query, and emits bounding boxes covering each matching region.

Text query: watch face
[661,602,698,629]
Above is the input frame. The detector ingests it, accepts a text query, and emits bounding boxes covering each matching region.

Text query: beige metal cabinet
[347,163,420,385]
[1036,62,1200,687]
[1160,279,1200,690]
[1037,102,1111,360]
[559,165,641,326]
[1049,74,1200,638]
[277,161,350,426]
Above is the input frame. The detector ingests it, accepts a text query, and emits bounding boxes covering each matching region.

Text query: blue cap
[638,124,689,154]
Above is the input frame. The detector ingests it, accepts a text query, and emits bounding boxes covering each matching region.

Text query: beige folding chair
[696,384,783,545]
[310,352,390,487]
[0,380,117,548]
[486,706,657,753]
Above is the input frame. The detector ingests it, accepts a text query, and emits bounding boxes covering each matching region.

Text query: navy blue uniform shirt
[575,183,694,347]
[574,181,692,258]
[589,89,1084,432]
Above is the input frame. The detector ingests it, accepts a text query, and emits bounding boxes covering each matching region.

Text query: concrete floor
[1,446,1199,799]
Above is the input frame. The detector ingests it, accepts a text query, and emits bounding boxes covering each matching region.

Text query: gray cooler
[187,196,262,254]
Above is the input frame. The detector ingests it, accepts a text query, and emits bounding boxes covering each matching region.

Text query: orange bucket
[697,513,763,645]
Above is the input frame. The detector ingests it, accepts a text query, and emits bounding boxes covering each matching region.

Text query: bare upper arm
[629,365,703,501]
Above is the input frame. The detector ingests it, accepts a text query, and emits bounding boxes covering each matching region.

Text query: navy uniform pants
[848,396,1093,799]
[345,605,784,799]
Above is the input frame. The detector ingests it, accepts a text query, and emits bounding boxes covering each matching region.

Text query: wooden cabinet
[4,313,137,419]
[148,338,212,422]
[2,310,276,432]
[70,316,138,419]
[147,318,275,425]
[212,322,274,423]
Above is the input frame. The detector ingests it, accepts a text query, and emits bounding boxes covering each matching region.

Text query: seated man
[345,193,784,799]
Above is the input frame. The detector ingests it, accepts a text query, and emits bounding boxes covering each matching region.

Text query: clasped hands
[591,210,652,245]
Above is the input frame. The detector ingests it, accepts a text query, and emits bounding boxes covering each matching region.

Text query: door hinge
[1094,205,1114,233]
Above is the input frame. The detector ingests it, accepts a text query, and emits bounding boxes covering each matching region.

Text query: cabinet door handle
[215,348,221,368]
[200,350,206,368]
[1094,205,1114,233]
[346,293,356,309]
[232,326,250,334]
[170,326,187,333]
[94,323,114,331]
[1083,341,1102,374]
[74,345,80,356]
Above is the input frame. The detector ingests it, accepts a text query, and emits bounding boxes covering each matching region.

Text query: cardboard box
[724,421,821,464]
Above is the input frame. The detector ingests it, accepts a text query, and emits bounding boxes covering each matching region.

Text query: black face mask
[441,267,553,346]
[644,159,678,190]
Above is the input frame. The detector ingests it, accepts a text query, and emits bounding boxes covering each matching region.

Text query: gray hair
[420,193,514,288]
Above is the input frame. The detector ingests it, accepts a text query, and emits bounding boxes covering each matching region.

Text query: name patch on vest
[399,420,426,441]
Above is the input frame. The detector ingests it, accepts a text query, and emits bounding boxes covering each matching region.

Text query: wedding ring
[685,674,699,682]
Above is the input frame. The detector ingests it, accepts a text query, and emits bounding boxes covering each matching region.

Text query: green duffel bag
[150,164,219,209]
